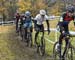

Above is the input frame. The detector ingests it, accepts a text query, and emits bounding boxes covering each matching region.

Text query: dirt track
[0,25,52,60]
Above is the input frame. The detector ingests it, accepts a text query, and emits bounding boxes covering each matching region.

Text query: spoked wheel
[53,42,60,60]
[39,38,45,56]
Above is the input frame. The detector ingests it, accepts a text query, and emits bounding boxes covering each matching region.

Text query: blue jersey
[24,17,32,23]
[23,17,32,28]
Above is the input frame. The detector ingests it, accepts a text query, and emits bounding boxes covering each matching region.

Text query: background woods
[0,0,75,21]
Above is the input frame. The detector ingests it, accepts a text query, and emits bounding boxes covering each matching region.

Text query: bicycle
[16,19,22,36]
[24,27,33,47]
[53,34,75,60]
[35,30,45,56]
[15,17,25,42]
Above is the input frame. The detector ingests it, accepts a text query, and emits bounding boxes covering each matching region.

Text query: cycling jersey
[15,13,20,32]
[58,12,75,33]
[15,13,20,20]
[23,17,32,28]
[34,14,48,25]
[60,12,75,22]
[24,17,32,23]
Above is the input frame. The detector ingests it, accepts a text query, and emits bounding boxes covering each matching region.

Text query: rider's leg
[41,25,44,45]
[19,24,22,34]
[59,34,63,58]
[24,28,27,40]
[34,24,40,45]
[62,25,69,57]
[64,25,69,33]
[16,20,18,32]
[62,36,69,57]
[35,31,39,44]
[30,26,33,46]
[20,25,24,38]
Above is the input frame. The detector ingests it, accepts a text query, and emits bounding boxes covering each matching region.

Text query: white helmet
[40,9,46,15]
[25,11,31,17]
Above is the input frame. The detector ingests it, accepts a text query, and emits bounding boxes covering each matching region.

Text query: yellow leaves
[49,3,61,15]
[5,2,11,7]
[17,0,31,12]
[35,0,47,10]
[0,7,6,12]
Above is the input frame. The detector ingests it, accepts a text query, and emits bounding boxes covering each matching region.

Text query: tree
[17,0,31,13]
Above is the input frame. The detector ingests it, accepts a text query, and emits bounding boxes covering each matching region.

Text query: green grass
[32,19,75,57]
[0,19,75,60]
[42,20,75,56]
[0,25,36,60]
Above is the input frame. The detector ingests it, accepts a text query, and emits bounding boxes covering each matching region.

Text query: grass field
[0,19,75,60]
[34,19,75,58]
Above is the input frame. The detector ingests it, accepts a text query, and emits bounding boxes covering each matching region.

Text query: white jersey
[34,14,49,25]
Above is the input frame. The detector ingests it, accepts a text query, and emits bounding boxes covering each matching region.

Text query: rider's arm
[74,20,75,26]
[73,16,75,26]
[33,14,40,24]
[46,20,50,30]
[45,15,50,33]
[57,13,66,26]
[31,17,37,23]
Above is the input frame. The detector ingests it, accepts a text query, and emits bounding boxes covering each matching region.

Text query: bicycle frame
[26,27,32,47]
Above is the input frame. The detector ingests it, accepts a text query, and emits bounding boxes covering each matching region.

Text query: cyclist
[20,14,25,38]
[15,12,20,32]
[57,6,75,60]
[23,11,33,42]
[34,9,50,46]
[20,14,25,30]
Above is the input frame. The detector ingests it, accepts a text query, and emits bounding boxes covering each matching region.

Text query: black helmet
[66,6,75,13]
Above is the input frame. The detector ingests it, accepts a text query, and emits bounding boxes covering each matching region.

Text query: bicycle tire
[28,33,32,47]
[36,33,45,56]
[26,29,32,47]
[39,37,45,56]
[53,41,60,60]
[65,44,74,60]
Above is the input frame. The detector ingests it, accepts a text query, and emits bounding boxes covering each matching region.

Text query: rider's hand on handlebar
[48,29,50,35]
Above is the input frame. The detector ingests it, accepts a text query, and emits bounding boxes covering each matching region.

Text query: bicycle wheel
[28,32,32,47]
[71,45,75,60]
[65,44,74,60]
[36,34,41,53]
[22,28,26,42]
[20,26,24,41]
[26,29,32,47]
[53,42,60,60]
[39,37,45,56]
[26,32,30,46]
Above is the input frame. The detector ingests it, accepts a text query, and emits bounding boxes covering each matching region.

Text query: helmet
[40,9,46,15]
[66,6,75,13]
[25,11,31,17]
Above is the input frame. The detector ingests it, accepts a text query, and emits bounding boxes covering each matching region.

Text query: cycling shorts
[23,22,32,28]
